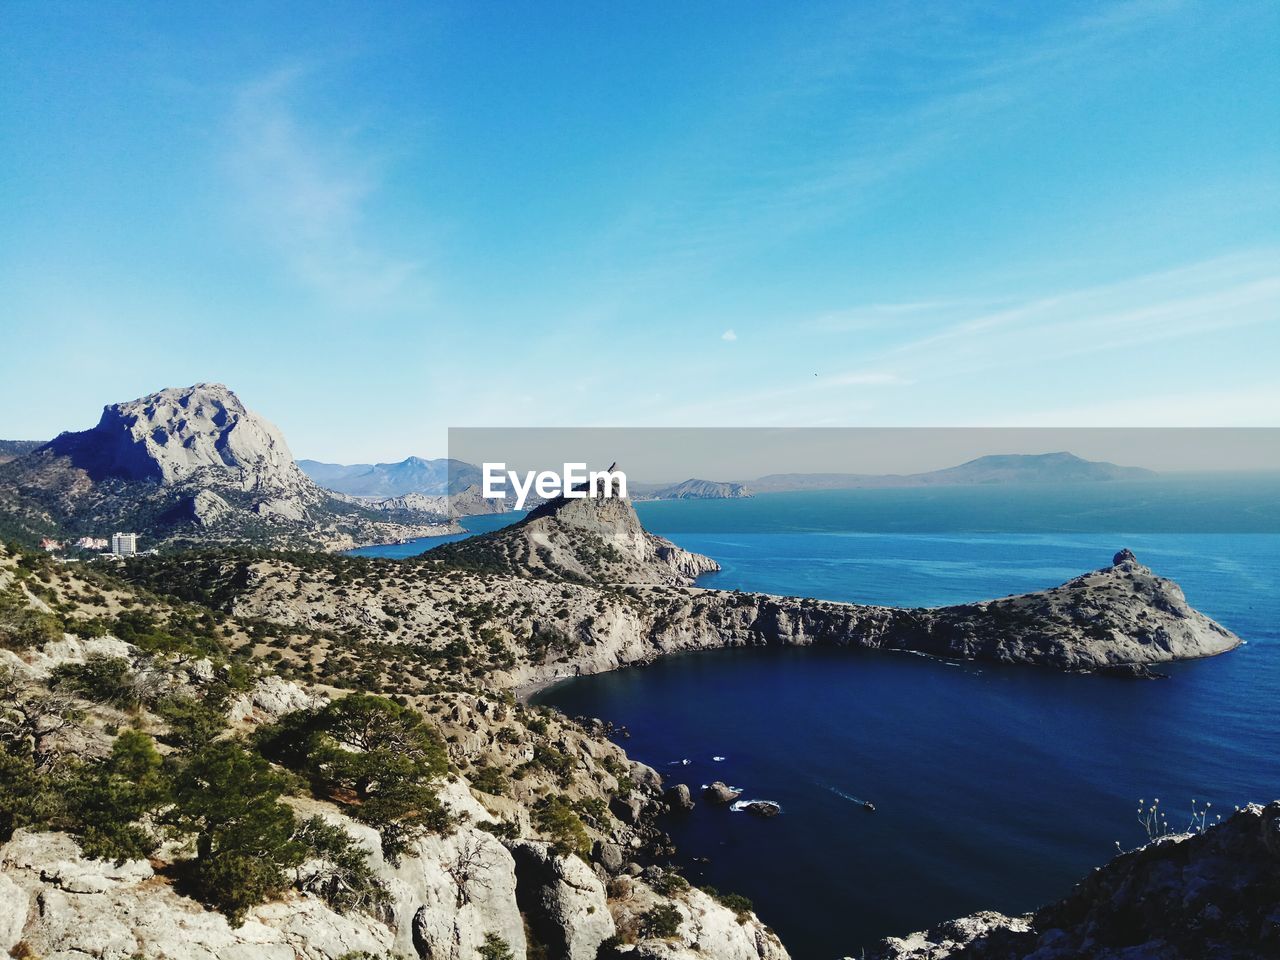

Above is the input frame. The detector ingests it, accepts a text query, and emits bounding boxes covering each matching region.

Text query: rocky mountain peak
[47,382,309,494]
[1112,547,1138,567]
[435,470,720,585]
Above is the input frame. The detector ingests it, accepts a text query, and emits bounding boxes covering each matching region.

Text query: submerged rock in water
[665,783,695,812]
[737,800,782,818]
[704,781,742,805]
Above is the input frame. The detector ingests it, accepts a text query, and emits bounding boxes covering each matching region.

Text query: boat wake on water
[826,785,877,812]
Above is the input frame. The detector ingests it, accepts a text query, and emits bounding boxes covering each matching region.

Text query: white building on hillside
[111,532,139,557]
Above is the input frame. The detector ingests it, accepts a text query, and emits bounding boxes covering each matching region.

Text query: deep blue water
[536,525,1280,957]
[345,511,521,557]
[352,489,1280,959]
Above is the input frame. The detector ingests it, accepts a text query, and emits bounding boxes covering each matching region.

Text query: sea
[352,477,1280,959]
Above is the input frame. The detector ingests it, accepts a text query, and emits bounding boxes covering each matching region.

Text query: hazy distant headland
[297,450,1161,508]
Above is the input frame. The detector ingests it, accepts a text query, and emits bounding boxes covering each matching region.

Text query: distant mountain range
[751,452,1156,492]
[630,478,753,500]
[1,394,1161,551]
[298,457,481,497]
[295,450,1155,506]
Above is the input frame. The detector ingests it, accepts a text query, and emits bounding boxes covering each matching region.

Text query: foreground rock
[861,801,1280,959]
[606,881,790,960]
[511,841,617,960]
[0,830,392,960]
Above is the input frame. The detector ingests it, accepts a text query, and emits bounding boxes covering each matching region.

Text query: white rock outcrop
[83,383,310,492]
[511,840,616,960]
[0,830,393,960]
[611,882,790,960]
[228,674,329,724]
[288,780,528,960]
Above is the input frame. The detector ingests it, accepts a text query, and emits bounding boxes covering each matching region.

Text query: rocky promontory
[208,491,1240,696]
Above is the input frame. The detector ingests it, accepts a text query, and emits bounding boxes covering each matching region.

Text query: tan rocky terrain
[140,494,1237,700]
[0,541,787,960]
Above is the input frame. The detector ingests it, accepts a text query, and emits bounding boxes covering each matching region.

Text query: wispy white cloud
[645,249,1279,427]
[873,251,1280,379]
[721,328,738,341]
[225,67,427,311]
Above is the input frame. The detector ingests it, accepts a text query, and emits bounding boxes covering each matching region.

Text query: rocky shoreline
[859,801,1280,958]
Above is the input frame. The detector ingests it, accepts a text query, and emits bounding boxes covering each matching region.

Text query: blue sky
[2,1,1277,462]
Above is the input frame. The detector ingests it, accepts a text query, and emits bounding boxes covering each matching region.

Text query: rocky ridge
[223,492,1238,694]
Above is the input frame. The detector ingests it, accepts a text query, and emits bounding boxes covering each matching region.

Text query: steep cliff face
[49,383,313,491]
[497,546,1238,686]
[861,801,1280,959]
[0,384,454,550]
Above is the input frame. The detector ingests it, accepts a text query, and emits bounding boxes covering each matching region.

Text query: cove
[534,531,1280,958]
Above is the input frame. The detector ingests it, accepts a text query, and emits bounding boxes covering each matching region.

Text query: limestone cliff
[0,384,454,550]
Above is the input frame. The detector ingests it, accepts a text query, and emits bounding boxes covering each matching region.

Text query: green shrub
[478,819,519,840]
[478,933,515,960]
[257,694,452,861]
[70,730,170,863]
[169,740,304,923]
[293,815,389,916]
[468,764,508,796]
[0,584,63,651]
[0,751,57,841]
[532,795,590,859]
[649,868,689,896]
[155,695,226,749]
[51,655,144,709]
[703,886,754,922]
[639,903,683,939]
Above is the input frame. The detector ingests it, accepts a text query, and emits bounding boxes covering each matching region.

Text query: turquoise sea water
[353,484,1280,958]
